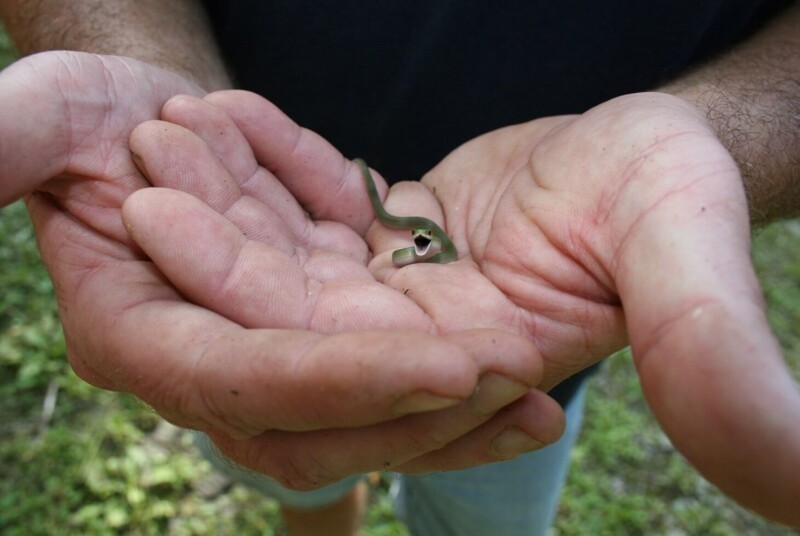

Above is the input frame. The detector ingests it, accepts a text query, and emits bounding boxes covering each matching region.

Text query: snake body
[356,158,457,266]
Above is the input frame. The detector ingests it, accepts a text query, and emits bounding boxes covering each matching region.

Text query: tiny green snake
[355,158,458,266]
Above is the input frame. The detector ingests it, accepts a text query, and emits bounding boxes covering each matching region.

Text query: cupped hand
[417,93,799,525]
[0,53,562,489]
[121,93,564,482]
[0,50,202,385]
[144,90,799,523]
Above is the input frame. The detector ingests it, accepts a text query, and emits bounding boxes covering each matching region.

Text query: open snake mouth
[413,232,433,256]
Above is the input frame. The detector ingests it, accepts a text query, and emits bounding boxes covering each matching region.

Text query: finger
[364,179,457,276]
[203,90,379,233]
[197,327,543,440]
[155,96,313,232]
[394,390,565,473]
[129,120,298,256]
[130,121,244,213]
[205,329,547,488]
[613,125,800,524]
[161,95,262,187]
[363,178,514,334]
[130,116,369,262]
[122,187,428,330]
[0,56,70,206]
[32,189,500,436]
[0,52,201,207]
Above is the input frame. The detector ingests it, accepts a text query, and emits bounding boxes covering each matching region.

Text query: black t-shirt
[198,0,792,406]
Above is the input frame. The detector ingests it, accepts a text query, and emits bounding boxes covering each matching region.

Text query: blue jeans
[195,383,586,535]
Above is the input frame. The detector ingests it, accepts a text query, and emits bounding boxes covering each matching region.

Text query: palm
[386,114,632,390]
[0,52,203,390]
[135,90,746,396]
[127,90,799,517]
[370,95,741,390]
[410,96,740,388]
[421,93,800,520]
[126,93,621,390]
[64,83,563,479]
[0,53,565,485]
[420,93,753,386]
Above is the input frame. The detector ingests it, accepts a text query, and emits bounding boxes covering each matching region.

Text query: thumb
[616,144,800,525]
[202,90,381,234]
[0,53,71,206]
[0,51,203,207]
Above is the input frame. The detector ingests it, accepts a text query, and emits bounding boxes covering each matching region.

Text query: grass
[1,32,799,536]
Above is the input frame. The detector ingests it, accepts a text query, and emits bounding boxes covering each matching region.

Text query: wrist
[661,82,799,226]
[0,0,232,91]
[658,4,800,225]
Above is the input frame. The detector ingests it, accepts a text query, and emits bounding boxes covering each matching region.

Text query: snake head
[391,228,445,266]
[412,228,434,256]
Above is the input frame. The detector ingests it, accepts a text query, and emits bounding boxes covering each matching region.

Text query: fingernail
[468,373,530,417]
[392,391,461,416]
[130,150,144,167]
[491,426,543,459]
[130,150,149,178]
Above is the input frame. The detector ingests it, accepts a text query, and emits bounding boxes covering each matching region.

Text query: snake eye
[412,229,434,256]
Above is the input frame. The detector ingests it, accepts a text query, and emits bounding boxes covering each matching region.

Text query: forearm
[0,0,231,90]
[662,2,800,225]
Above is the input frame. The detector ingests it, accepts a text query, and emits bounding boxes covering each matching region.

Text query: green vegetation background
[0,31,798,536]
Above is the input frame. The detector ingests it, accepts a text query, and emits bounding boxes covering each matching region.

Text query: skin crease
[122,89,799,525]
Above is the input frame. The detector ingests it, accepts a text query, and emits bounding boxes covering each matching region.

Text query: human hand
[0,53,563,487]
[408,92,797,525]
[0,52,562,489]
[0,51,202,389]
[146,90,799,523]
[121,91,566,482]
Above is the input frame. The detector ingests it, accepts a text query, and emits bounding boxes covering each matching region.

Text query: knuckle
[264,451,340,492]
[401,422,454,454]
